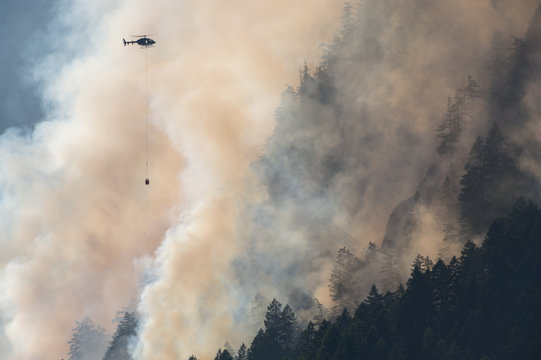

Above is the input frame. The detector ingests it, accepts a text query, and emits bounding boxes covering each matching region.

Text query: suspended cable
[145,47,150,186]
[122,35,156,186]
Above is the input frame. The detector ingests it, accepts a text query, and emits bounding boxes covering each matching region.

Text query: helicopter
[122,35,156,48]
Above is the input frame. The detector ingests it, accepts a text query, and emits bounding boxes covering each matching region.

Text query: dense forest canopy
[208,199,541,360]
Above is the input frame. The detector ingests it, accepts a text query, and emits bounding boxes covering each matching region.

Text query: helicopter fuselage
[123,37,156,48]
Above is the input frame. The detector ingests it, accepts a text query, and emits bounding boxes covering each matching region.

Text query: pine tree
[223,341,235,358]
[365,284,383,307]
[502,36,528,108]
[487,31,507,107]
[236,343,248,360]
[459,125,527,235]
[437,96,462,155]
[397,257,435,358]
[381,248,401,292]
[459,136,486,234]
[263,299,283,341]
[412,254,433,273]
[279,304,297,347]
[247,329,267,360]
[436,77,481,156]
[297,322,318,360]
[214,349,234,360]
[311,298,329,326]
[67,317,108,360]
[430,259,450,313]
[102,312,137,360]
[249,299,298,360]
[329,247,363,315]
[317,324,342,360]
[335,308,351,331]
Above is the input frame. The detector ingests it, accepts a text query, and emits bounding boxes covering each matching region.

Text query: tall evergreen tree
[365,284,383,307]
[236,343,248,360]
[317,324,342,360]
[263,299,283,342]
[296,322,318,360]
[397,257,435,359]
[214,349,234,360]
[381,248,401,292]
[279,304,297,348]
[247,329,267,360]
[249,299,298,360]
[436,76,481,156]
[459,124,528,234]
[102,312,137,360]
[67,317,108,360]
[328,247,363,316]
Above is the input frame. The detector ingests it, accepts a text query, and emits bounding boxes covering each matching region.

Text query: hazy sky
[0,0,58,132]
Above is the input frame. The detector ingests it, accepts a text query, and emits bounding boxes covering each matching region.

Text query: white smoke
[0,0,341,359]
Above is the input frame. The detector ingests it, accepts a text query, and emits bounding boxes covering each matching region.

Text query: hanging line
[145,47,150,184]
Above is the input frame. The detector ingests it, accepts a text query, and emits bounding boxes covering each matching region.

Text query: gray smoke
[228,0,541,317]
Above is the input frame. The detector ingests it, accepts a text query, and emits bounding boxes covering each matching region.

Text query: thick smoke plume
[0,0,341,359]
[0,0,539,359]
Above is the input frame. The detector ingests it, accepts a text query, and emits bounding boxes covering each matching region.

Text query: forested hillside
[206,2,541,359]
[211,199,541,360]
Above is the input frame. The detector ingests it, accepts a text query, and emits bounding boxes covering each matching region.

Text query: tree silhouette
[328,247,363,316]
[102,312,137,360]
[67,317,108,360]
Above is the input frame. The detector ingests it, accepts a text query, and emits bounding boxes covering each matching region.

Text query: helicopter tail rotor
[123,38,127,46]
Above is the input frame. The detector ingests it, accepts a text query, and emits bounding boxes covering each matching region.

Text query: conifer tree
[214,349,234,360]
[236,343,248,360]
[365,284,383,307]
[459,124,527,234]
[102,312,137,360]
[247,329,267,360]
[263,299,283,341]
[279,304,297,347]
[328,247,363,315]
[296,322,318,360]
[223,341,235,358]
[317,324,342,360]
[381,248,401,292]
[487,31,507,107]
[67,317,108,360]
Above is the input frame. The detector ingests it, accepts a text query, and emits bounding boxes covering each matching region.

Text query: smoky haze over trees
[204,1,541,359]
[212,199,541,359]
[233,0,541,326]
